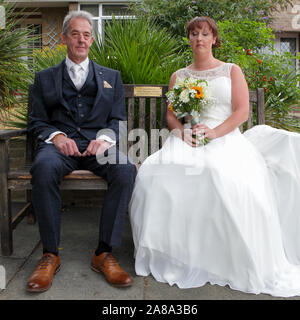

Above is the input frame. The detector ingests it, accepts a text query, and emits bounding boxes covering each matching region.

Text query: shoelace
[101,253,119,269]
[37,254,55,270]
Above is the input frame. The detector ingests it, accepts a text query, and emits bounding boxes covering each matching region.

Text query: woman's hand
[182,129,197,147]
[192,123,217,140]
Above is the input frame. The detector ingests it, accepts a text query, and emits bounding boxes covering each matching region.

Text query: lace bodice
[176,63,234,127]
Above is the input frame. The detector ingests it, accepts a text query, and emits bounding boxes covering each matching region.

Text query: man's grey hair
[62,10,93,35]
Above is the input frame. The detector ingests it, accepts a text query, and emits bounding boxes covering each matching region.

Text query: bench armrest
[0,129,27,141]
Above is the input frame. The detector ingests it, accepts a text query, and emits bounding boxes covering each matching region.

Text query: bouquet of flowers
[166,76,215,146]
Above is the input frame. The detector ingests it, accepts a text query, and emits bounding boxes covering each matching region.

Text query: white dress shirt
[45,55,115,147]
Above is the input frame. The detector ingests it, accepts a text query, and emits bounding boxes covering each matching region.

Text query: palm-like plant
[0,0,39,127]
[89,17,185,84]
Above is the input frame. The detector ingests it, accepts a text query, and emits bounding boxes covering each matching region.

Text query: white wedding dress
[129,63,300,297]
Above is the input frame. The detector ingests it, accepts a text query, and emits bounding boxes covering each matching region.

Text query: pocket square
[103,80,112,88]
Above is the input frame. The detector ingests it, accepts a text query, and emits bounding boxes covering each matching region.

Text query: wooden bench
[0,85,265,256]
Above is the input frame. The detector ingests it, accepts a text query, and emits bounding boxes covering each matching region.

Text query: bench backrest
[26,84,265,165]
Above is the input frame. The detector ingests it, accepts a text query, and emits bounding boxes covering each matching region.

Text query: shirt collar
[65,55,89,72]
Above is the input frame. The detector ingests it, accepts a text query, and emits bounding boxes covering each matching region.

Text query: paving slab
[1,202,300,300]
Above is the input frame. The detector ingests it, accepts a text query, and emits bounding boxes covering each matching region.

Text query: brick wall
[271,0,300,32]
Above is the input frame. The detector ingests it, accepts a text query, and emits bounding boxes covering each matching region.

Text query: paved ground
[1,202,300,301]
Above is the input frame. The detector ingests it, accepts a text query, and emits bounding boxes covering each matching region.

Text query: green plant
[213,20,300,132]
[89,17,186,84]
[0,0,38,125]
[33,44,67,72]
[248,52,300,132]
[131,0,293,38]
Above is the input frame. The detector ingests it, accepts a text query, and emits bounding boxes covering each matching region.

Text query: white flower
[175,77,185,87]
[166,91,176,103]
[179,89,190,103]
[189,88,197,98]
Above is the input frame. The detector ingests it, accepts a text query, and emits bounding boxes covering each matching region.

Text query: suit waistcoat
[62,63,97,150]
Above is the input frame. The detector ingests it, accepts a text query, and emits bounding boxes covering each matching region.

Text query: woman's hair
[62,10,93,35]
[186,16,221,48]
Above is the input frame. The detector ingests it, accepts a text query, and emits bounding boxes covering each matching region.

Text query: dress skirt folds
[129,63,300,297]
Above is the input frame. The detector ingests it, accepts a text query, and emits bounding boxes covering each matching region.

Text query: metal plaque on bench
[134,86,163,97]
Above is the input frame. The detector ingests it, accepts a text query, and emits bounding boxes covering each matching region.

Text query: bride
[129,16,300,297]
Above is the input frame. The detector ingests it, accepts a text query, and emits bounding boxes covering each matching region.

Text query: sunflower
[192,86,204,99]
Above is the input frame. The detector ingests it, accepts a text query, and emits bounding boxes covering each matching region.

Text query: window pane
[92,19,98,37]
[27,24,42,50]
[80,5,99,17]
[27,24,42,66]
[280,38,297,69]
[102,5,132,16]
[280,38,296,55]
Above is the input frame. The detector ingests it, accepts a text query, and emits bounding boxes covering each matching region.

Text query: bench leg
[0,139,13,256]
[0,189,13,256]
[26,190,36,225]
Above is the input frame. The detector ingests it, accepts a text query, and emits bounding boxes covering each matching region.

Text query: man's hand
[51,134,82,157]
[81,139,111,157]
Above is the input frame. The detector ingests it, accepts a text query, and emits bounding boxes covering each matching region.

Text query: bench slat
[127,97,135,132]
[150,98,156,130]
[247,102,253,130]
[139,98,146,130]
[8,179,108,190]
[8,169,103,180]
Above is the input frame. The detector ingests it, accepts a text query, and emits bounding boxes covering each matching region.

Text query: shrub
[89,18,185,85]
[0,0,38,125]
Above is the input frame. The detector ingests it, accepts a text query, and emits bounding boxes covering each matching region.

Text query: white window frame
[79,2,133,40]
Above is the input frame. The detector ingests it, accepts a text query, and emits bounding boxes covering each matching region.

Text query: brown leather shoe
[91,252,133,288]
[27,253,60,292]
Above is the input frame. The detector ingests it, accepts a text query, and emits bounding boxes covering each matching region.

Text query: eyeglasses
[69,31,93,40]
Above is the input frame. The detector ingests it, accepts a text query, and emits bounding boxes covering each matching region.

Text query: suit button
[78,94,81,98]
[80,114,84,118]
[77,127,81,132]
[78,103,82,107]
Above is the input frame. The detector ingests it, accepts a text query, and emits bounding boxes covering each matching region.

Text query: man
[27,10,136,292]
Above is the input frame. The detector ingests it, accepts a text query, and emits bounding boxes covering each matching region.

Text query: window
[12,23,42,65]
[280,37,298,70]
[27,24,42,64]
[79,3,133,39]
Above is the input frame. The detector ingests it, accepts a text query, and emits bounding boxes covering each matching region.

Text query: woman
[129,16,300,297]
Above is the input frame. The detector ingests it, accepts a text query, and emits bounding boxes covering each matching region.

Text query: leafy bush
[215,20,300,132]
[89,18,185,85]
[33,44,67,72]
[131,0,292,38]
[0,0,38,124]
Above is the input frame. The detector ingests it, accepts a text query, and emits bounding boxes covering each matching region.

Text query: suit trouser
[30,143,136,253]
